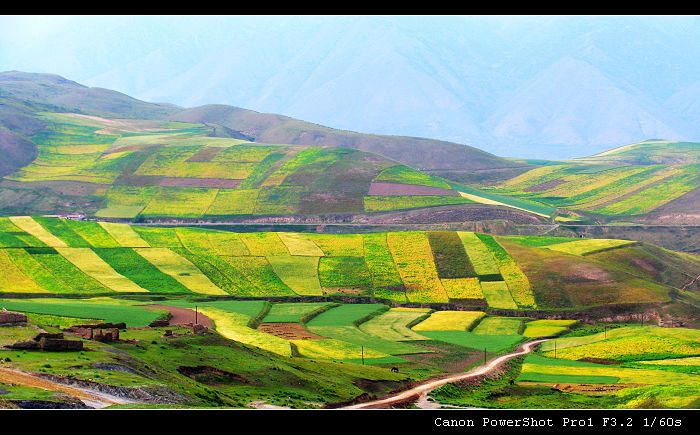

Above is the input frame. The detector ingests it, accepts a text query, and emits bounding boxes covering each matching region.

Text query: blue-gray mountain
[1,15,699,158]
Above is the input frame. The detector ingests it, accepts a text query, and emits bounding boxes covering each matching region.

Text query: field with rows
[0,112,521,219]
[0,217,697,313]
[480,143,700,221]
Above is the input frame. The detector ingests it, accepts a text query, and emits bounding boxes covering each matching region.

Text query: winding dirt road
[0,367,132,408]
[343,339,546,409]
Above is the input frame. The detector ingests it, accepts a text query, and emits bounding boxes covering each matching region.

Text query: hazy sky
[2,15,699,158]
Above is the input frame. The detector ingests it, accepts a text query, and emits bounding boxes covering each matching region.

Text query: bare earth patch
[258,323,321,340]
[147,305,213,328]
[368,182,457,196]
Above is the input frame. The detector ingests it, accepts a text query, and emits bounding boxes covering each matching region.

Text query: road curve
[343,339,546,409]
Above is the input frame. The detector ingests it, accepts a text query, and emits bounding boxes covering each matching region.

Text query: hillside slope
[169,104,522,175]
[581,140,700,165]
[0,217,697,318]
[0,72,528,183]
[0,111,550,221]
[478,141,700,224]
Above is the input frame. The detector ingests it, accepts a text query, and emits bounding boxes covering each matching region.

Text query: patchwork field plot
[134,248,226,295]
[0,297,166,326]
[540,326,700,361]
[457,232,501,278]
[306,304,424,356]
[545,239,636,256]
[267,256,322,296]
[0,219,691,314]
[0,218,45,248]
[93,248,191,293]
[387,232,448,303]
[263,302,332,323]
[56,247,149,293]
[519,339,700,408]
[99,222,150,247]
[0,249,47,293]
[198,306,293,357]
[478,234,535,308]
[472,317,524,335]
[359,308,431,341]
[5,112,499,219]
[486,155,700,219]
[363,195,471,213]
[522,319,577,338]
[64,221,120,248]
[291,338,394,361]
[277,233,324,256]
[413,311,485,331]
[420,331,523,353]
[440,278,483,300]
[480,281,517,309]
[9,217,66,247]
[374,165,452,189]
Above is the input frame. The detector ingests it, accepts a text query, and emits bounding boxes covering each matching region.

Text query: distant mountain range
[4,16,700,158]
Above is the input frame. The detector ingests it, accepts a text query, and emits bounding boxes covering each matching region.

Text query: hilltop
[0,72,526,182]
[580,140,700,165]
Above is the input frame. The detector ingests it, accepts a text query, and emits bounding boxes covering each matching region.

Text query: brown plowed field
[147,305,213,327]
[258,323,321,340]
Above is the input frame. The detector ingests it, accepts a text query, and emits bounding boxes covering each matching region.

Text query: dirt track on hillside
[0,367,131,408]
[343,340,546,409]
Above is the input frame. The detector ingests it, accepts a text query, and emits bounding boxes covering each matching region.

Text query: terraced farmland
[483,147,700,220]
[0,218,695,313]
[0,112,508,219]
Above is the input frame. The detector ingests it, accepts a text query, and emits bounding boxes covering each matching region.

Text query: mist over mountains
[2,15,700,159]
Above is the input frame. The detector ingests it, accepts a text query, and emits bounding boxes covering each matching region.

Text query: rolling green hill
[169,104,525,175]
[0,112,496,219]
[478,142,700,223]
[1,217,697,315]
[0,71,529,184]
[581,140,700,165]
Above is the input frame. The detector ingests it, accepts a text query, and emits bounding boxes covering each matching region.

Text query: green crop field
[2,112,508,220]
[363,195,471,212]
[374,165,452,189]
[277,233,324,256]
[541,326,700,361]
[306,304,424,356]
[428,231,476,279]
[522,319,577,338]
[267,256,323,296]
[420,331,523,353]
[472,317,524,335]
[480,281,517,309]
[483,152,700,219]
[0,218,689,314]
[387,232,448,303]
[412,311,485,331]
[545,239,636,256]
[358,308,430,341]
[263,302,332,323]
[0,298,166,326]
